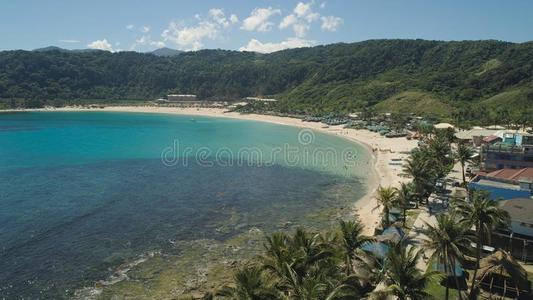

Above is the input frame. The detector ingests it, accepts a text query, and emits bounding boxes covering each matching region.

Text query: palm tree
[261,229,344,298]
[261,232,291,281]
[452,190,510,299]
[456,143,475,187]
[423,213,472,300]
[373,241,437,300]
[394,182,415,226]
[217,266,278,299]
[339,219,374,275]
[403,149,437,205]
[374,186,398,227]
[281,263,360,300]
[428,136,454,179]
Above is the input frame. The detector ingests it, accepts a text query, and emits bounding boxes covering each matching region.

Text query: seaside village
[47,96,533,299]
[307,117,533,299]
[303,114,532,299]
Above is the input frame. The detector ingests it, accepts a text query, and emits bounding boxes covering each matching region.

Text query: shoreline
[6,106,418,235]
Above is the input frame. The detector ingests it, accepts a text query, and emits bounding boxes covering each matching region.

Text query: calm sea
[0,111,371,298]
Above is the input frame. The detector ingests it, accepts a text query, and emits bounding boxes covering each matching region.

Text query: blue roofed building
[469,168,533,200]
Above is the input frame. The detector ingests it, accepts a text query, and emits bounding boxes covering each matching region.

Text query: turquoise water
[0,112,371,298]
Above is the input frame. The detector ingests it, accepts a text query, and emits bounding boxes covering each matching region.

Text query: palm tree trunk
[452,257,463,300]
[346,256,351,276]
[469,229,483,300]
[445,261,450,300]
[461,162,466,187]
[403,207,407,227]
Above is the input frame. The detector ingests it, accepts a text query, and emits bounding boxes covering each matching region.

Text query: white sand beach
[11,106,419,235]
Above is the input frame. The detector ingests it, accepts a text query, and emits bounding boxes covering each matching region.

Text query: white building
[499,198,533,238]
[167,94,197,102]
[245,97,277,102]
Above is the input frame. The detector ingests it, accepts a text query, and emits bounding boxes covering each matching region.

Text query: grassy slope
[373,91,453,118]
[480,85,533,111]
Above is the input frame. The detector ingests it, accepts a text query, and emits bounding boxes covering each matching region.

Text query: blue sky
[1,0,532,53]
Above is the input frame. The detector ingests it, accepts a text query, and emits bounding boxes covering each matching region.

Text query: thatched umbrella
[476,250,531,298]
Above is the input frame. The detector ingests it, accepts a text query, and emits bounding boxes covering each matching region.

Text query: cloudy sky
[1,0,533,53]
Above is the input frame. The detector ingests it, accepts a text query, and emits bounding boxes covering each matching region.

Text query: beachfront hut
[475,250,531,298]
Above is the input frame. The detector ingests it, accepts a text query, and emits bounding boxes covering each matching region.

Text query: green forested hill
[1,39,532,118]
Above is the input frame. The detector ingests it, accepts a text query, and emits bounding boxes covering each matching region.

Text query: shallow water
[0,112,371,298]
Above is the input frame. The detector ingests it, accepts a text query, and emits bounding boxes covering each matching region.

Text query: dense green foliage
[212,221,436,300]
[1,39,532,118]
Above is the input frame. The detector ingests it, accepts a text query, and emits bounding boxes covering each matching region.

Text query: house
[481,135,502,146]
[481,134,533,171]
[469,169,532,200]
[485,168,533,186]
[499,198,533,238]
[167,94,197,101]
[455,128,499,146]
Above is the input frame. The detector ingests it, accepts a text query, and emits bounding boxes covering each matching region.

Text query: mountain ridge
[2,39,532,119]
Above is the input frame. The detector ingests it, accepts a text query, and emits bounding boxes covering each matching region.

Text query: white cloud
[278,2,321,38]
[126,24,134,30]
[129,35,166,50]
[279,14,297,29]
[293,23,309,38]
[239,37,314,53]
[294,2,311,17]
[135,35,148,45]
[160,8,239,51]
[208,8,238,28]
[230,14,239,24]
[320,16,343,31]
[150,40,166,48]
[58,39,80,43]
[87,39,114,51]
[241,7,281,32]
[141,26,151,33]
[320,2,326,9]
[162,21,218,50]
[293,2,319,22]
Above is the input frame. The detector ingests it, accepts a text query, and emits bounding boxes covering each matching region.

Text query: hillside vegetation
[373,91,451,118]
[0,39,532,119]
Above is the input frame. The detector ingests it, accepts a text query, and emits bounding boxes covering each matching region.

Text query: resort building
[167,94,197,102]
[469,168,533,200]
[244,97,278,102]
[492,198,533,266]
[481,134,533,171]
[500,198,533,238]
[481,135,502,146]
[455,128,500,146]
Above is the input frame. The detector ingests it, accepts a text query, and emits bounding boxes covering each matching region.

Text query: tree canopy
[1,39,532,119]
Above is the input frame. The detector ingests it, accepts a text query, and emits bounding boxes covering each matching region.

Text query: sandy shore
[6,106,418,235]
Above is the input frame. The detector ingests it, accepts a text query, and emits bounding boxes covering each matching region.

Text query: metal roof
[455,129,499,140]
[499,198,533,224]
[487,168,533,183]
